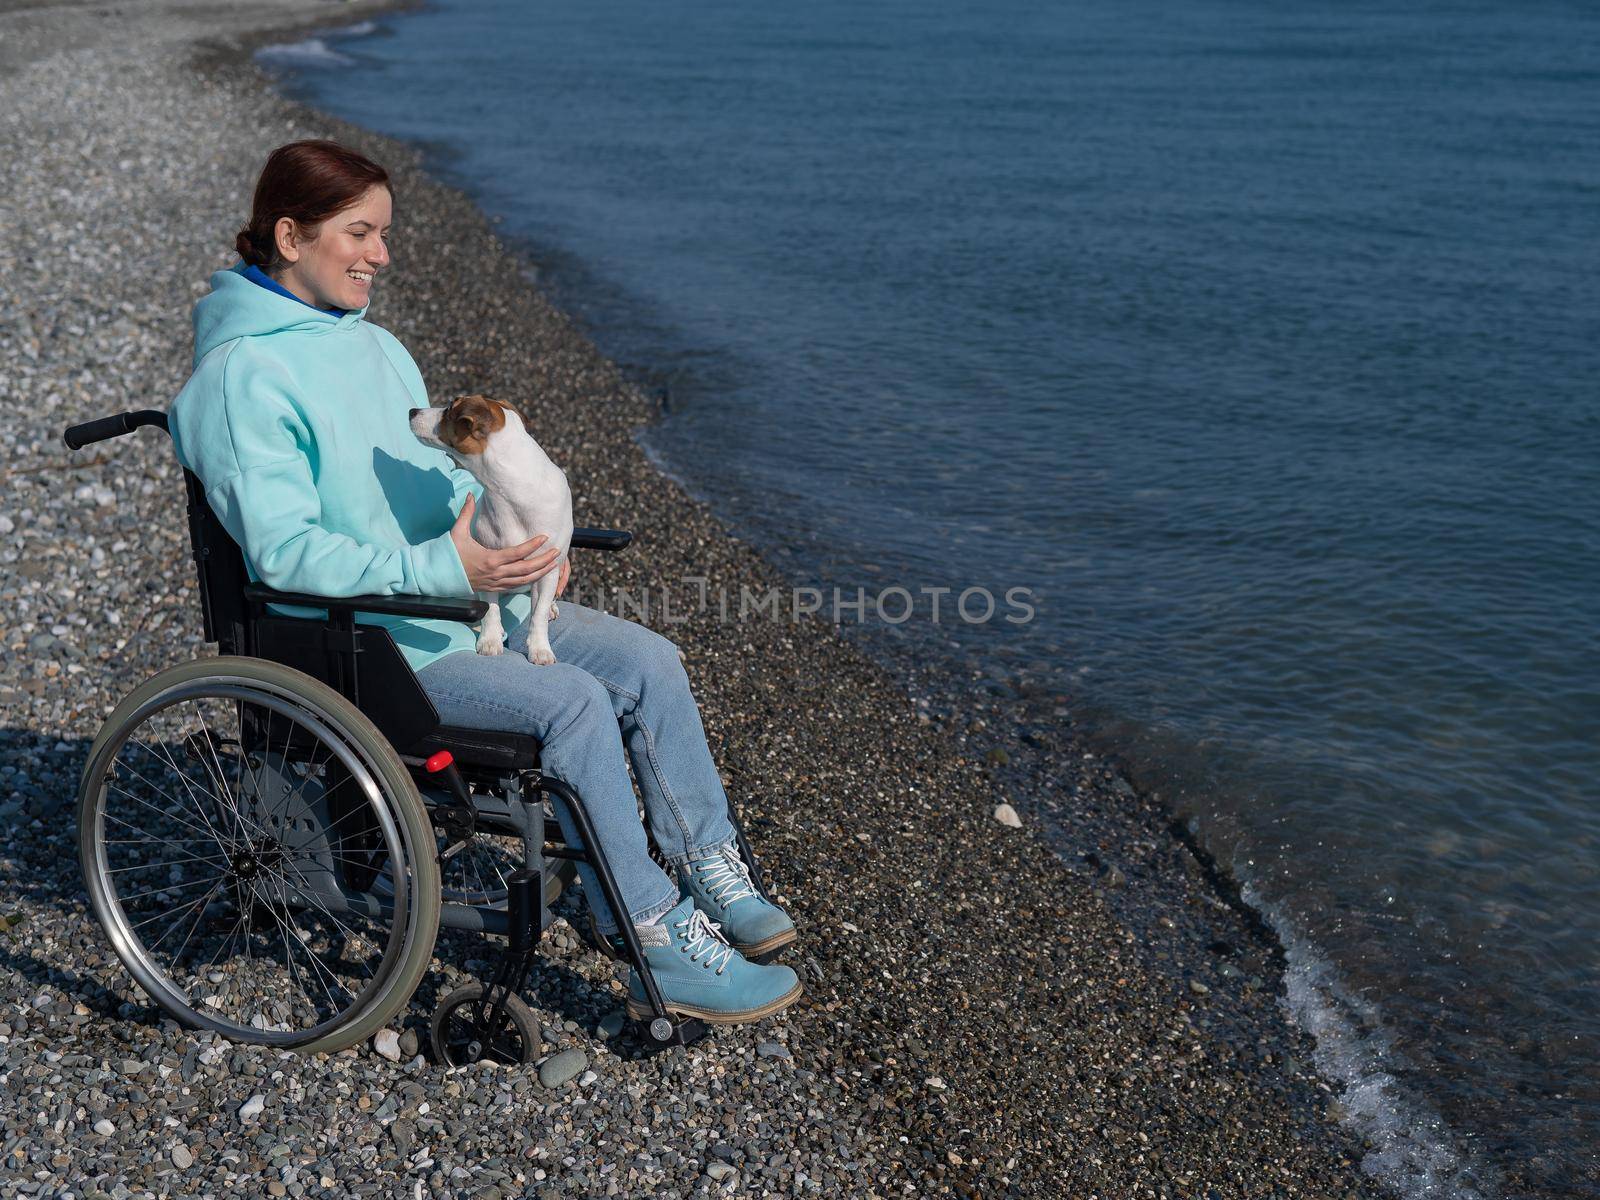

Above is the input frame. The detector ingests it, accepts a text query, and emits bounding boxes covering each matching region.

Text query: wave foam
[255,38,355,69]
[1243,882,1497,1200]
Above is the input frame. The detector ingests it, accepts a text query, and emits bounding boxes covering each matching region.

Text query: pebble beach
[1,2,1389,1197]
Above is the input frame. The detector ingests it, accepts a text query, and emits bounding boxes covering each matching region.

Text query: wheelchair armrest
[242,583,489,623]
[239,527,628,622]
[571,527,631,552]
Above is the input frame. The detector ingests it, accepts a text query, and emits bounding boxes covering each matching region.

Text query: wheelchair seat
[407,726,542,772]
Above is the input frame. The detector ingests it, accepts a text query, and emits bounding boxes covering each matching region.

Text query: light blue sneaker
[626,896,802,1024]
[677,842,797,958]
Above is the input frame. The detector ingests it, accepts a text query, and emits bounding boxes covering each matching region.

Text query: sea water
[261,3,1600,1193]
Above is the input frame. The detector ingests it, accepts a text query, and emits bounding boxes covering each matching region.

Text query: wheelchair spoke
[138,727,239,837]
[259,892,318,1020]
[128,735,243,851]
[271,776,380,845]
[232,870,321,1021]
[104,773,222,846]
[116,874,227,907]
[106,851,228,874]
[133,878,224,939]
[238,703,275,829]
[227,822,387,1021]
[458,835,520,905]
[277,739,336,823]
[104,833,223,846]
[254,871,348,1015]
[101,808,223,849]
[487,851,510,895]
[269,852,384,955]
[168,881,229,969]
[203,913,247,974]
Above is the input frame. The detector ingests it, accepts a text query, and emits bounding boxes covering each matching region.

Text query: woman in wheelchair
[165,140,800,1028]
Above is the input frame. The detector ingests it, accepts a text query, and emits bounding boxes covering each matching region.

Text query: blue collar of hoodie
[191,263,368,369]
[240,263,346,317]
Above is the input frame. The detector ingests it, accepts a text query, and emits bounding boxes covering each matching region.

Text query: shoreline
[1,1,1390,1195]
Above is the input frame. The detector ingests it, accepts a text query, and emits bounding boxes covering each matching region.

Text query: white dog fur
[409,395,573,664]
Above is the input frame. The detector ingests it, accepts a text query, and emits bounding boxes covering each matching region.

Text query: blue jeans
[415,602,738,934]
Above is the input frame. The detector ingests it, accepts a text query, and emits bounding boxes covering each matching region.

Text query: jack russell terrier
[409,395,573,664]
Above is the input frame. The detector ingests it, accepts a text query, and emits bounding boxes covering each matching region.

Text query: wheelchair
[62,409,781,1064]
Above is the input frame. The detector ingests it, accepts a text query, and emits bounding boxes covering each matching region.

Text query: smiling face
[272,184,392,311]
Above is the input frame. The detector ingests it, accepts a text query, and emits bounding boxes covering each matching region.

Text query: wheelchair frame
[62,409,777,1059]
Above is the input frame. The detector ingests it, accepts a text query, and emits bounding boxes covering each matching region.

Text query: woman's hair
[235,140,391,269]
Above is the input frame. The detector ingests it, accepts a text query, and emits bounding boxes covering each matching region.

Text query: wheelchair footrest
[638,1014,708,1050]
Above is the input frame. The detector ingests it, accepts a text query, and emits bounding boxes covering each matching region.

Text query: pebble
[993,802,1023,827]
[238,1094,266,1122]
[373,1028,402,1062]
[538,1048,587,1088]
[390,1118,415,1156]
[93,1118,115,1136]
[171,1144,194,1169]
[756,1041,791,1060]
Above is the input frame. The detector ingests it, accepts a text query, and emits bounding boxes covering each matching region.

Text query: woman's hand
[450,494,562,592]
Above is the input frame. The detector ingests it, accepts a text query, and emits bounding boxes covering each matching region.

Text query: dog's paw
[548,602,559,620]
[476,636,506,656]
[527,644,556,666]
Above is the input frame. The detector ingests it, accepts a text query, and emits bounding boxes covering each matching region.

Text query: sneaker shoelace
[693,848,758,906]
[677,907,736,975]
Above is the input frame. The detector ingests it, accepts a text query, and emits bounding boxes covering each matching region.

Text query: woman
[169,139,800,1025]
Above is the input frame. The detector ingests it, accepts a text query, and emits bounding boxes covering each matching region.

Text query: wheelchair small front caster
[430,983,541,1066]
[639,1013,707,1050]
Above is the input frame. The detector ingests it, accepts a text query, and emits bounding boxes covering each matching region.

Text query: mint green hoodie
[169,262,528,672]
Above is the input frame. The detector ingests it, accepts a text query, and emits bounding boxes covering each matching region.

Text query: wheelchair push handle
[63,409,169,450]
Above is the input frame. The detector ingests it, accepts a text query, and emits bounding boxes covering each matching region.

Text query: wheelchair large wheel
[435,833,574,910]
[77,657,441,1054]
[377,809,576,909]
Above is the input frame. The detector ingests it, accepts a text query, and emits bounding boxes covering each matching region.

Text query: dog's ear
[448,395,479,441]
[445,394,505,454]
[485,397,527,430]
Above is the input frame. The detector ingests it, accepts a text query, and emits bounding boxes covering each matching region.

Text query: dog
[409,394,573,664]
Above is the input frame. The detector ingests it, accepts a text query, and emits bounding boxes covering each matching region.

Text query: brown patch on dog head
[485,396,537,436]
[440,394,506,456]
[486,395,540,437]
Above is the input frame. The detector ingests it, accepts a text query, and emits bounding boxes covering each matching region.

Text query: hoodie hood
[192,262,367,368]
